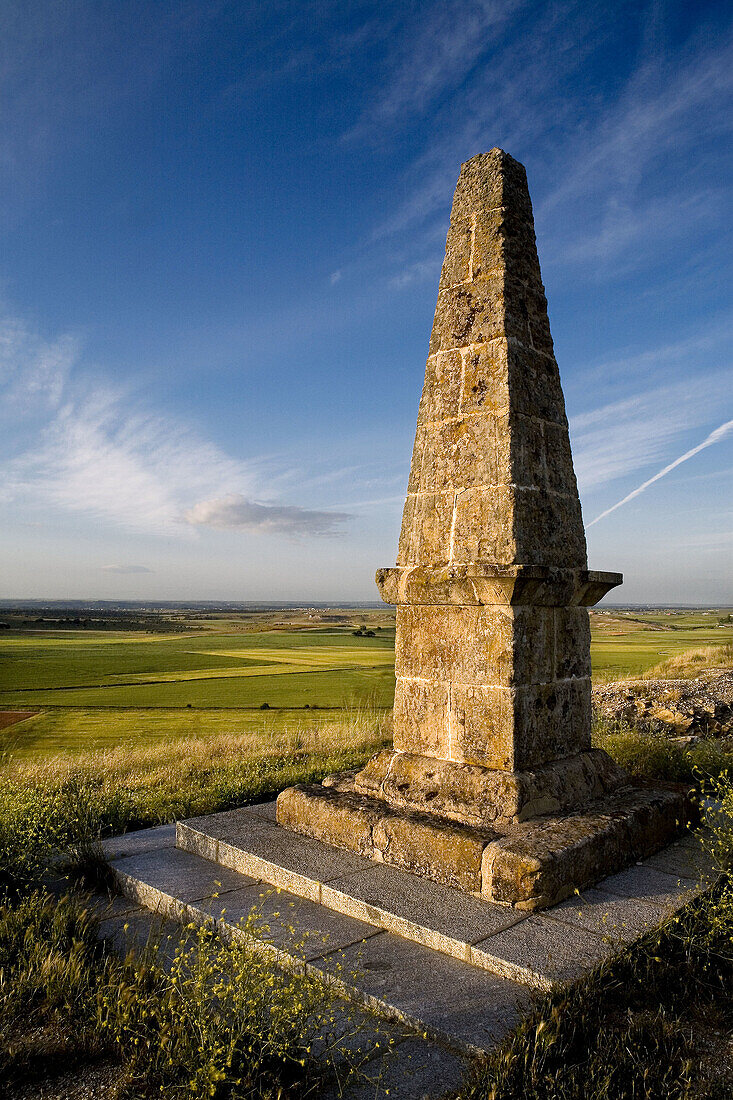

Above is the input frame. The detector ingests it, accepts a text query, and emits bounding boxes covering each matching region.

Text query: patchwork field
[0,607,731,758]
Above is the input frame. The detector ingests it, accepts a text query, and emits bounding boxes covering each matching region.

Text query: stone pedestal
[277,149,691,909]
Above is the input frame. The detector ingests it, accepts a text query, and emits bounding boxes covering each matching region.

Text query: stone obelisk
[277,149,689,909]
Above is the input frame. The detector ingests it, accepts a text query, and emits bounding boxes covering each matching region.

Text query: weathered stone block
[554,607,592,680]
[623,784,697,859]
[510,606,556,685]
[481,787,688,909]
[275,776,690,909]
[417,414,499,493]
[451,485,516,563]
[427,280,496,355]
[449,684,514,769]
[378,752,523,825]
[449,153,504,222]
[511,485,587,569]
[393,677,449,757]
[397,490,454,566]
[505,414,546,491]
[449,150,531,226]
[524,283,554,357]
[422,350,464,422]
[352,749,391,796]
[276,785,379,857]
[373,810,492,893]
[351,748,628,829]
[460,341,510,416]
[506,342,567,426]
[469,213,506,280]
[438,218,473,290]
[512,679,592,769]
[543,421,580,496]
[449,680,591,771]
[395,605,515,685]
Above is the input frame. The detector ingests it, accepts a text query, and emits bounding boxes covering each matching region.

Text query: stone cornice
[376,564,622,607]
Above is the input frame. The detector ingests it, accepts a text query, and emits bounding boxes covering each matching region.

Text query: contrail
[587,419,733,528]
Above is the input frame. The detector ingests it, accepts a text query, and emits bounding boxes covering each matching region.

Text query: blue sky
[1,0,731,604]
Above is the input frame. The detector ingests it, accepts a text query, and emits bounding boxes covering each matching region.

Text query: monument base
[348,747,628,829]
[276,771,693,909]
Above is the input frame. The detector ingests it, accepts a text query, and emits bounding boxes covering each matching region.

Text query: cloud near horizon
[185,494,351,537]
[101,564,154,574]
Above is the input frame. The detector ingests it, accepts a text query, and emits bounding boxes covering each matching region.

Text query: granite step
[175,801,715,989]
[106,826,530,1054]
[90,887,469,1098]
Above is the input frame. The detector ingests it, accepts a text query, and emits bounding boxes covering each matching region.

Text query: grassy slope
[2,617,733,758]
[1,614,732,1097]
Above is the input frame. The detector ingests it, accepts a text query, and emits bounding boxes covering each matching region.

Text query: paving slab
[179,810,368,901]
[94,892,143,922]
[97,906,184,965]
[541,886,669,943]
[641,839,718,881]
[330,1037,469,1100]
[314,931,530,1052]
[321,861,525,959]
[471,913,614,989]
[211,884,383,962]
[241,800,279,823]
[102,822,177,860]
[598,863,708,913]
[113,845,255,918]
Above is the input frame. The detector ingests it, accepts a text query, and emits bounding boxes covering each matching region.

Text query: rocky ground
[594,669,733,742]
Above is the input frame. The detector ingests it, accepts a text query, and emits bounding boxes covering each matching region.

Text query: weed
[593,717,730,785]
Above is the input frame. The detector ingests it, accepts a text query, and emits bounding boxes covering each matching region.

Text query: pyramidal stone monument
[278,149,690,909]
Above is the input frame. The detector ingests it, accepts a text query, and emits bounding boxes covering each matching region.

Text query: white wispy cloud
[8,388,256,534]
[672,530,733,550]
[185,494,350,537]
[578,319,733,387]
[388,258,441,289]
[588,419,733,527]
[2,310,348,538]
[539,31,733,218]
[353,0,521,135]
[570,373,730,492]
[0,312,77,414]
[369,8,732,284]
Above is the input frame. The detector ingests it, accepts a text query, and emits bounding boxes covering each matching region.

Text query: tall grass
[0,711,393,1098]
[0,890,374,1098]
[641,642,733,680]
[592,716,730,784]
[0,711,390,891]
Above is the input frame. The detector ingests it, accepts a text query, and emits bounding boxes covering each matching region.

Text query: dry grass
[4,710,389,791]
[0,710,391,891]
[642,642,733,680]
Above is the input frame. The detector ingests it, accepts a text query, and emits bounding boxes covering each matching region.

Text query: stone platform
[105,801,714,1057]
[278,774,693,909]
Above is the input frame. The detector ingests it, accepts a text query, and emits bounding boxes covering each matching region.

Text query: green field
[0,624,396,756]
[1,608,731,758]
[590,622,733,680]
